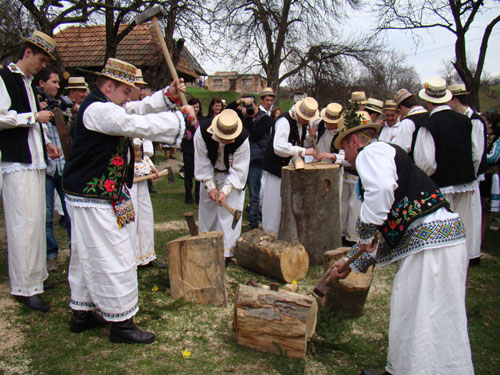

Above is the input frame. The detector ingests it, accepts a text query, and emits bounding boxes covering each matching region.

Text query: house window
[214,78,223,87]
[242,78,253,87]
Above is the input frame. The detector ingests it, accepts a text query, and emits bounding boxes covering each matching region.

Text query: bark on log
[319,247,374,317]
[233,284,317,359]
[166,231,227,306]
[236,229,309,283]
[278,162,342,265]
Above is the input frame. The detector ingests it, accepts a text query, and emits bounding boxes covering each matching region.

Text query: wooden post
[233,284,317,359]
[235,229,309,283]
[166,231,227,306]
[278,162,342,265]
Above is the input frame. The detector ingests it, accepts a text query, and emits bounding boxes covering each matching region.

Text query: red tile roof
[54,24,201,78]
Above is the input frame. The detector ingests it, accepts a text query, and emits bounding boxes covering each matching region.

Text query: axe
[220,201,241,230]
[134,6,188,106]
[183,211,198,236]
[133,166,175,185]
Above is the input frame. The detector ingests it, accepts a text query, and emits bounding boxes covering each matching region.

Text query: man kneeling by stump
[329,109,474,374]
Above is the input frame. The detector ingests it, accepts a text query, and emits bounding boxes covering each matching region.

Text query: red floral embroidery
[389,220,397,229]
[104,179,115,192]
[112,156,124,166]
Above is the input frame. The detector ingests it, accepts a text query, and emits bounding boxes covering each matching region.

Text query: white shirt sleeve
[273,117,306,158]
[356,142,398,226]
[143,140,154,158]
[413,126,437,176]
[0,77,36,130]
[123,88,176,115]
[391,118,415,153]
[222,138,250,194]
[194,128,215,190]
[470,118,485,175]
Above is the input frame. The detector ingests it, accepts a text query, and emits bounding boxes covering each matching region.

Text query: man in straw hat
[63,57,192,344]
[364,98,384,124]
[391,88,428,158]
[448,83,487,266]
[0,30,62,312]
[378,100,400,143]
[259,87,276,116]
[310,102,347,164]
[63,76,89,136]
[413,77,478,266]
[194,108,250,262]
[349,91,367,111]
[261,97,319,233]
[329,108,473,375]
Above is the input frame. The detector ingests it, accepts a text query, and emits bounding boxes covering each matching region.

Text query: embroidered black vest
[199,120,249,169]
[263,112,306,177]
[471,111,488,176]
[0,66,44,163]
[358,142,450,248]
[423,109,475,188]
[62,88,134,201]
[406,111,428,161]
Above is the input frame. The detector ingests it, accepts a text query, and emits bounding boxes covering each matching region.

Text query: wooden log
[166,231,227,306]
[319,247,374,317]
[278,162,342,265]
[235,229,309,283]
[233,284,317,359]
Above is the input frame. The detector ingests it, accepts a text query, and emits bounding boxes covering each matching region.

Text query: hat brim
[22,37,56,60]
[320,107,342,124]
[395,93,414,106]
[349,99,367,106]
[208,113,243,141]
[259,92,276,98]
[67,85,88,90]
[334,123,382,150]
[135,79,148,86]
[451,91,470,96]
[96,72,136,88]
[418,88,452,104]
[294,101,319,122]
[365,105,383,114]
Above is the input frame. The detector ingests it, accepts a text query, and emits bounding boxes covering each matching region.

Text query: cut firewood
[236,229,309,283]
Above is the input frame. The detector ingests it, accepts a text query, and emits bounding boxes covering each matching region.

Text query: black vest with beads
[263,112,307,177]
[358,142,449,248]
[63,88,134,201]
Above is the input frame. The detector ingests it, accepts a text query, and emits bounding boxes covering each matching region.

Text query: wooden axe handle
[133,168,169,183]
[151,17,188,106]
[220,200,235,215]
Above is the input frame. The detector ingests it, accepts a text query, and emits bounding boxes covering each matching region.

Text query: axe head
[231,209,242,230]
[167,166,175,185]
[134,6,166,25]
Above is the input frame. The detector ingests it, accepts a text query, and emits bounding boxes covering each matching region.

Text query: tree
[0,0,32,63]
[375,0,500,111]
[213,0,367,99]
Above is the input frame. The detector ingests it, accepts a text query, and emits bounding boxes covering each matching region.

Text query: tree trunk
[233,284,317,359]
[278,162,342,265]
[235,229,309,283]
[318,247,374,318]
[166,231,227,306]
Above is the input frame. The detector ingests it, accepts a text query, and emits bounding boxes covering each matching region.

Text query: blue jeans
[247,165,263,229]
[46,171,71,259]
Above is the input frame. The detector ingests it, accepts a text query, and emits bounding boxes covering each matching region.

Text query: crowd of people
[1,29,498,374]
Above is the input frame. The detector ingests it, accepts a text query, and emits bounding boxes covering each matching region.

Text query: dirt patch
[154,220,188,232]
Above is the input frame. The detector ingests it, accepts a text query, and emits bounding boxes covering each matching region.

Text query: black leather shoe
[44,280,55,290]
[109,318,155,344]
[150,259,166,269]
[70,310,108,333]
[469,257,481,267]
[360,370,391,375]
[15,294,50,312]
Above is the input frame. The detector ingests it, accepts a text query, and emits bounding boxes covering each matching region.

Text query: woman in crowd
[181,98,202,204]
[207,97,223,119]
[271,107,282,120]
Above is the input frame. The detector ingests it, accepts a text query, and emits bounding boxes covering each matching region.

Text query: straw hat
[22,30,56,60]
[334,110,381,150]
[66,77,88,90]
[208,109,243,141]
[383,99,398,111]
[349,91,367,105]
[320,103,343,124]
[259,87,276,98]
[294,97,319,122]
[394,88,414,106]
[418,77,452,104]
[365,98,384,114]
[99,58,137,87]
[134,69,148,86]
[448,83,469,96]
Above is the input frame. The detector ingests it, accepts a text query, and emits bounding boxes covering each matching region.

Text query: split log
[166,231,227,306]
[233,284,317,359]
[236,229,309,283]
[278,162,342,265]
[319,247,374,317]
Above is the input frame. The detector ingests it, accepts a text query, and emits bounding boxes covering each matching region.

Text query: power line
[408,31,500,56]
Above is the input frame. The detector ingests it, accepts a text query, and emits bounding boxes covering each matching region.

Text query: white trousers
[127,180,156,266]
[444,190,475,260]
[386,242,474,375]
[261,171,281,234]
[468,182,482,259]
[341,175,361,242]
[67,203,139,322]
[198,173,245,257]
[2,169,47,296]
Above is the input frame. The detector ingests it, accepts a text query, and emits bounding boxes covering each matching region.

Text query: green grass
[0,153,499,374]
[480,85,500,112]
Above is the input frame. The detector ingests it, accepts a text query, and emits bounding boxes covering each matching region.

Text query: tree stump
[278,162,341,265]
[319,247,374,317]
[233,284,317,359]
[235,229,309,283]
[166,231,227,306]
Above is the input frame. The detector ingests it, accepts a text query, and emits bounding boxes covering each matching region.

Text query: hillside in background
[480,85,500,112]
